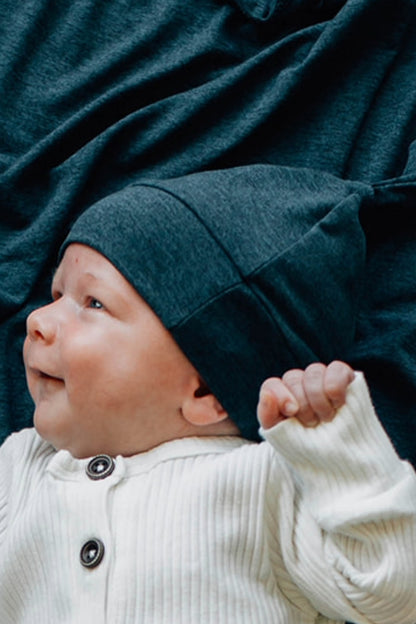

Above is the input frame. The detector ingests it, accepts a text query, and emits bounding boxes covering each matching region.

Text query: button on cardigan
[0,375,415,623]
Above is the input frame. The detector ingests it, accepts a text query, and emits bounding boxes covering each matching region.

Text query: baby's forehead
[54,243,151,308]
[52,244,120,286]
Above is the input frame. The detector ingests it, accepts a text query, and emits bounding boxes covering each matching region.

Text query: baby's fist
[257,361,354,430]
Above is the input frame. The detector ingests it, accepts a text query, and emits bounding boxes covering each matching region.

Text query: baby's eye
[88,298,104,310]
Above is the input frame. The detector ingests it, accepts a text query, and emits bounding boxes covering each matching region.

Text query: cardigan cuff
[260,373,416,528]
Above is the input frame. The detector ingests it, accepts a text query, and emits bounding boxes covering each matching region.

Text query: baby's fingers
[302,363,336,423]
[324,360,355,409]
[282,368,321,426]
[258,361,355,431]
[257,378,298,430]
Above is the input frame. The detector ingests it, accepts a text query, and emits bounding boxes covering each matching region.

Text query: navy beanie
[60,164,372,441]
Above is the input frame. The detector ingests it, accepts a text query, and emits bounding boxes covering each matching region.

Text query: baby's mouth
[38,370,63,383]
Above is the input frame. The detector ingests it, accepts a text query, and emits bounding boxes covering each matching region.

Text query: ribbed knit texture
[0,375,415,624]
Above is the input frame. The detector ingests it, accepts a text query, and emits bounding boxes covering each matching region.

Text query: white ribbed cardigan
[0,374,415,624]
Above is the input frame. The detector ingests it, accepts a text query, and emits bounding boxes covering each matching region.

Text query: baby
[1,166,416,624]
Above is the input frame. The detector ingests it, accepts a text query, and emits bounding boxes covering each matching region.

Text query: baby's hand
[257,361,354,429]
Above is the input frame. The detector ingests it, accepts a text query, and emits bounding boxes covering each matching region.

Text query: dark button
[80,538,105,568]
[86,455,115,480]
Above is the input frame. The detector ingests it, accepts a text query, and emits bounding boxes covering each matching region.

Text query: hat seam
[131,184,299,364]
[130,182,332,369]
[134,181,252,277]
[167,262,300,366]
[133,183,365,281]
[136,179,312,281]
[149,185,364,368]
[133,182,299,353]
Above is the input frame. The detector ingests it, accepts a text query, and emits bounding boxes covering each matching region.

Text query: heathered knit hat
[60,164,372,441]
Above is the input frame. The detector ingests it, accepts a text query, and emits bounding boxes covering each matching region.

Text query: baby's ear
[181,378,229,426]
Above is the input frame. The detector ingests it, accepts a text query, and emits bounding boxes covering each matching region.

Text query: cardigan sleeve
[261,373,416,624]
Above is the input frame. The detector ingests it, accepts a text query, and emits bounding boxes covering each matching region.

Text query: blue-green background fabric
[0,0,415,461]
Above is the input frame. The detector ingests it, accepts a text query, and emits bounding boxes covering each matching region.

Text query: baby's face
[23,244,198,458]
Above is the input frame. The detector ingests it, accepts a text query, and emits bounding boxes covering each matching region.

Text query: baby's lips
[39,372,64,382]
[26,361,63,382]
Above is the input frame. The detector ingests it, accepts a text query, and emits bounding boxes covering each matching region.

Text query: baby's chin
[33,406,72,455]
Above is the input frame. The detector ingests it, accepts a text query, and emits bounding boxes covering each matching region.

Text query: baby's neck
[61,417,241,460]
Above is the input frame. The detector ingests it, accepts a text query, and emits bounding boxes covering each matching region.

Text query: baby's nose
[26,303,57,344]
